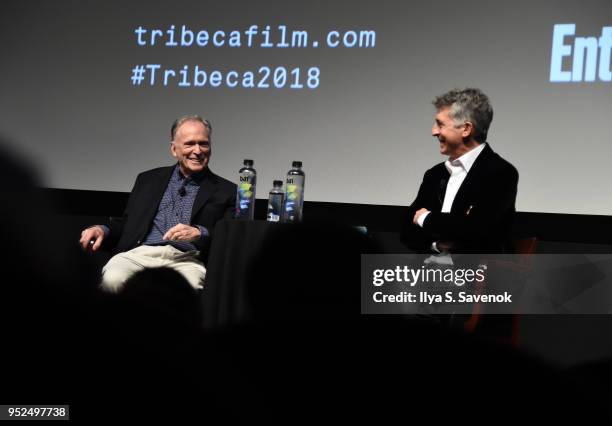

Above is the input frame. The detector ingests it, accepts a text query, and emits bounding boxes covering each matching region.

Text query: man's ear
[462,121,474,139]
[170,141,177,157]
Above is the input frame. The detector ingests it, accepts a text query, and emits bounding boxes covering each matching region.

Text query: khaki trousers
[101,245,206,293]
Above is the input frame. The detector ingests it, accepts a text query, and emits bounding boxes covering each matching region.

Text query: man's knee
[100,266,130,293]
[100,254,142,293]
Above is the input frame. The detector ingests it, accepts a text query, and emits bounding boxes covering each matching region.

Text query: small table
[201,219,291,329]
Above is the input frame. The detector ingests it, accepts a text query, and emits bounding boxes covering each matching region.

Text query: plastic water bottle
[235,159,256,220]
[283,161,305,223]
[267,180,284,222]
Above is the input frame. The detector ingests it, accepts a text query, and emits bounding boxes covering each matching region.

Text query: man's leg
[101,246,164,293]
[160,247,206,291]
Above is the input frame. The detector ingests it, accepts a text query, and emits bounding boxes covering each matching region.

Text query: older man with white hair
[79,115,236,292]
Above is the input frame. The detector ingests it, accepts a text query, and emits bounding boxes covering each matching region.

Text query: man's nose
[432,124,439,136]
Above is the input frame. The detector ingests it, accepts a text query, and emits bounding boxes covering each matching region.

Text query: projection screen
[0,0,610,215]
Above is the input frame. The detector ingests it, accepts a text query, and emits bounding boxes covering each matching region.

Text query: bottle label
[239,182,254,201]
[284,175,304,222]
[236,172,256,219]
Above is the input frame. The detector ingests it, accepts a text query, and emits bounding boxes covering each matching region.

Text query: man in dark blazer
[401,88,518,254]
[79,115,236,292]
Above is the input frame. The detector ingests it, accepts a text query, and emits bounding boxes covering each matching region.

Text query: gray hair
[433,88,493,143]
[170,115,212,141]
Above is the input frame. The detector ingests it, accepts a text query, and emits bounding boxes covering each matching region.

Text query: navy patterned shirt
[142,164,209,252]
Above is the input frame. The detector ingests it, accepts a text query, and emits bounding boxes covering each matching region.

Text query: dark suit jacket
[401,144,518,253]
[103,165,236,261]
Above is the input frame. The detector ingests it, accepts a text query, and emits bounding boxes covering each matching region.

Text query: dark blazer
[104,165,236,260]
[401,144,518,253]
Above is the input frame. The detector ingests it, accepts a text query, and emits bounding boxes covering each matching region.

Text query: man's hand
[413,208,430,225]
[163,224,201,242]
[79,226,105,252]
